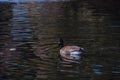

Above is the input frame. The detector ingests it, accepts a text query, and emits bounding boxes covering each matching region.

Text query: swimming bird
[59,38,84,61]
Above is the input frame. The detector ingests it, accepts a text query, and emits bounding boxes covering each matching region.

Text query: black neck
[59,38,64,48]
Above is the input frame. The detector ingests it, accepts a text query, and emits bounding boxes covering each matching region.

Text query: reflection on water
[0,0,120,80]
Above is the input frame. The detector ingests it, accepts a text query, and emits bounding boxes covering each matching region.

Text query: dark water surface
[0,0,120,80]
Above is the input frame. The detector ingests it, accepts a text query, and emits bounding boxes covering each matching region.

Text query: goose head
[58,38,64,48]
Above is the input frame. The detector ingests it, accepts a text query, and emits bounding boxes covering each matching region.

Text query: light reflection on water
[0,0,120,80]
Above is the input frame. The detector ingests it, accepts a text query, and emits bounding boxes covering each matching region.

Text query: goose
[59,38,84,61]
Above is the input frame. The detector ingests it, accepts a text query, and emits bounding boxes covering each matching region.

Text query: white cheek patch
[70,51,82,60]
[70,51,83,55]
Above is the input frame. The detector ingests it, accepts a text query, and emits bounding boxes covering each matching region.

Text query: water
[0,0,120,80]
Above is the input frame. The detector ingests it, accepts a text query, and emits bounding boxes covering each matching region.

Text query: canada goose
[59,38,84,61]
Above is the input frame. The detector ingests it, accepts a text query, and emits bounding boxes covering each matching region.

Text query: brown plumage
[60,46,80,55]
[60,46,81,59]
[59,38,84,60]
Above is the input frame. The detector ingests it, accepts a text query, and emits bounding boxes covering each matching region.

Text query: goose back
[60,46,83,60]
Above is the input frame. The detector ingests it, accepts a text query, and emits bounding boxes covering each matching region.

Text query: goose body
[60,46,84,60]
[60,46,81,55]
[59,38,84,60]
